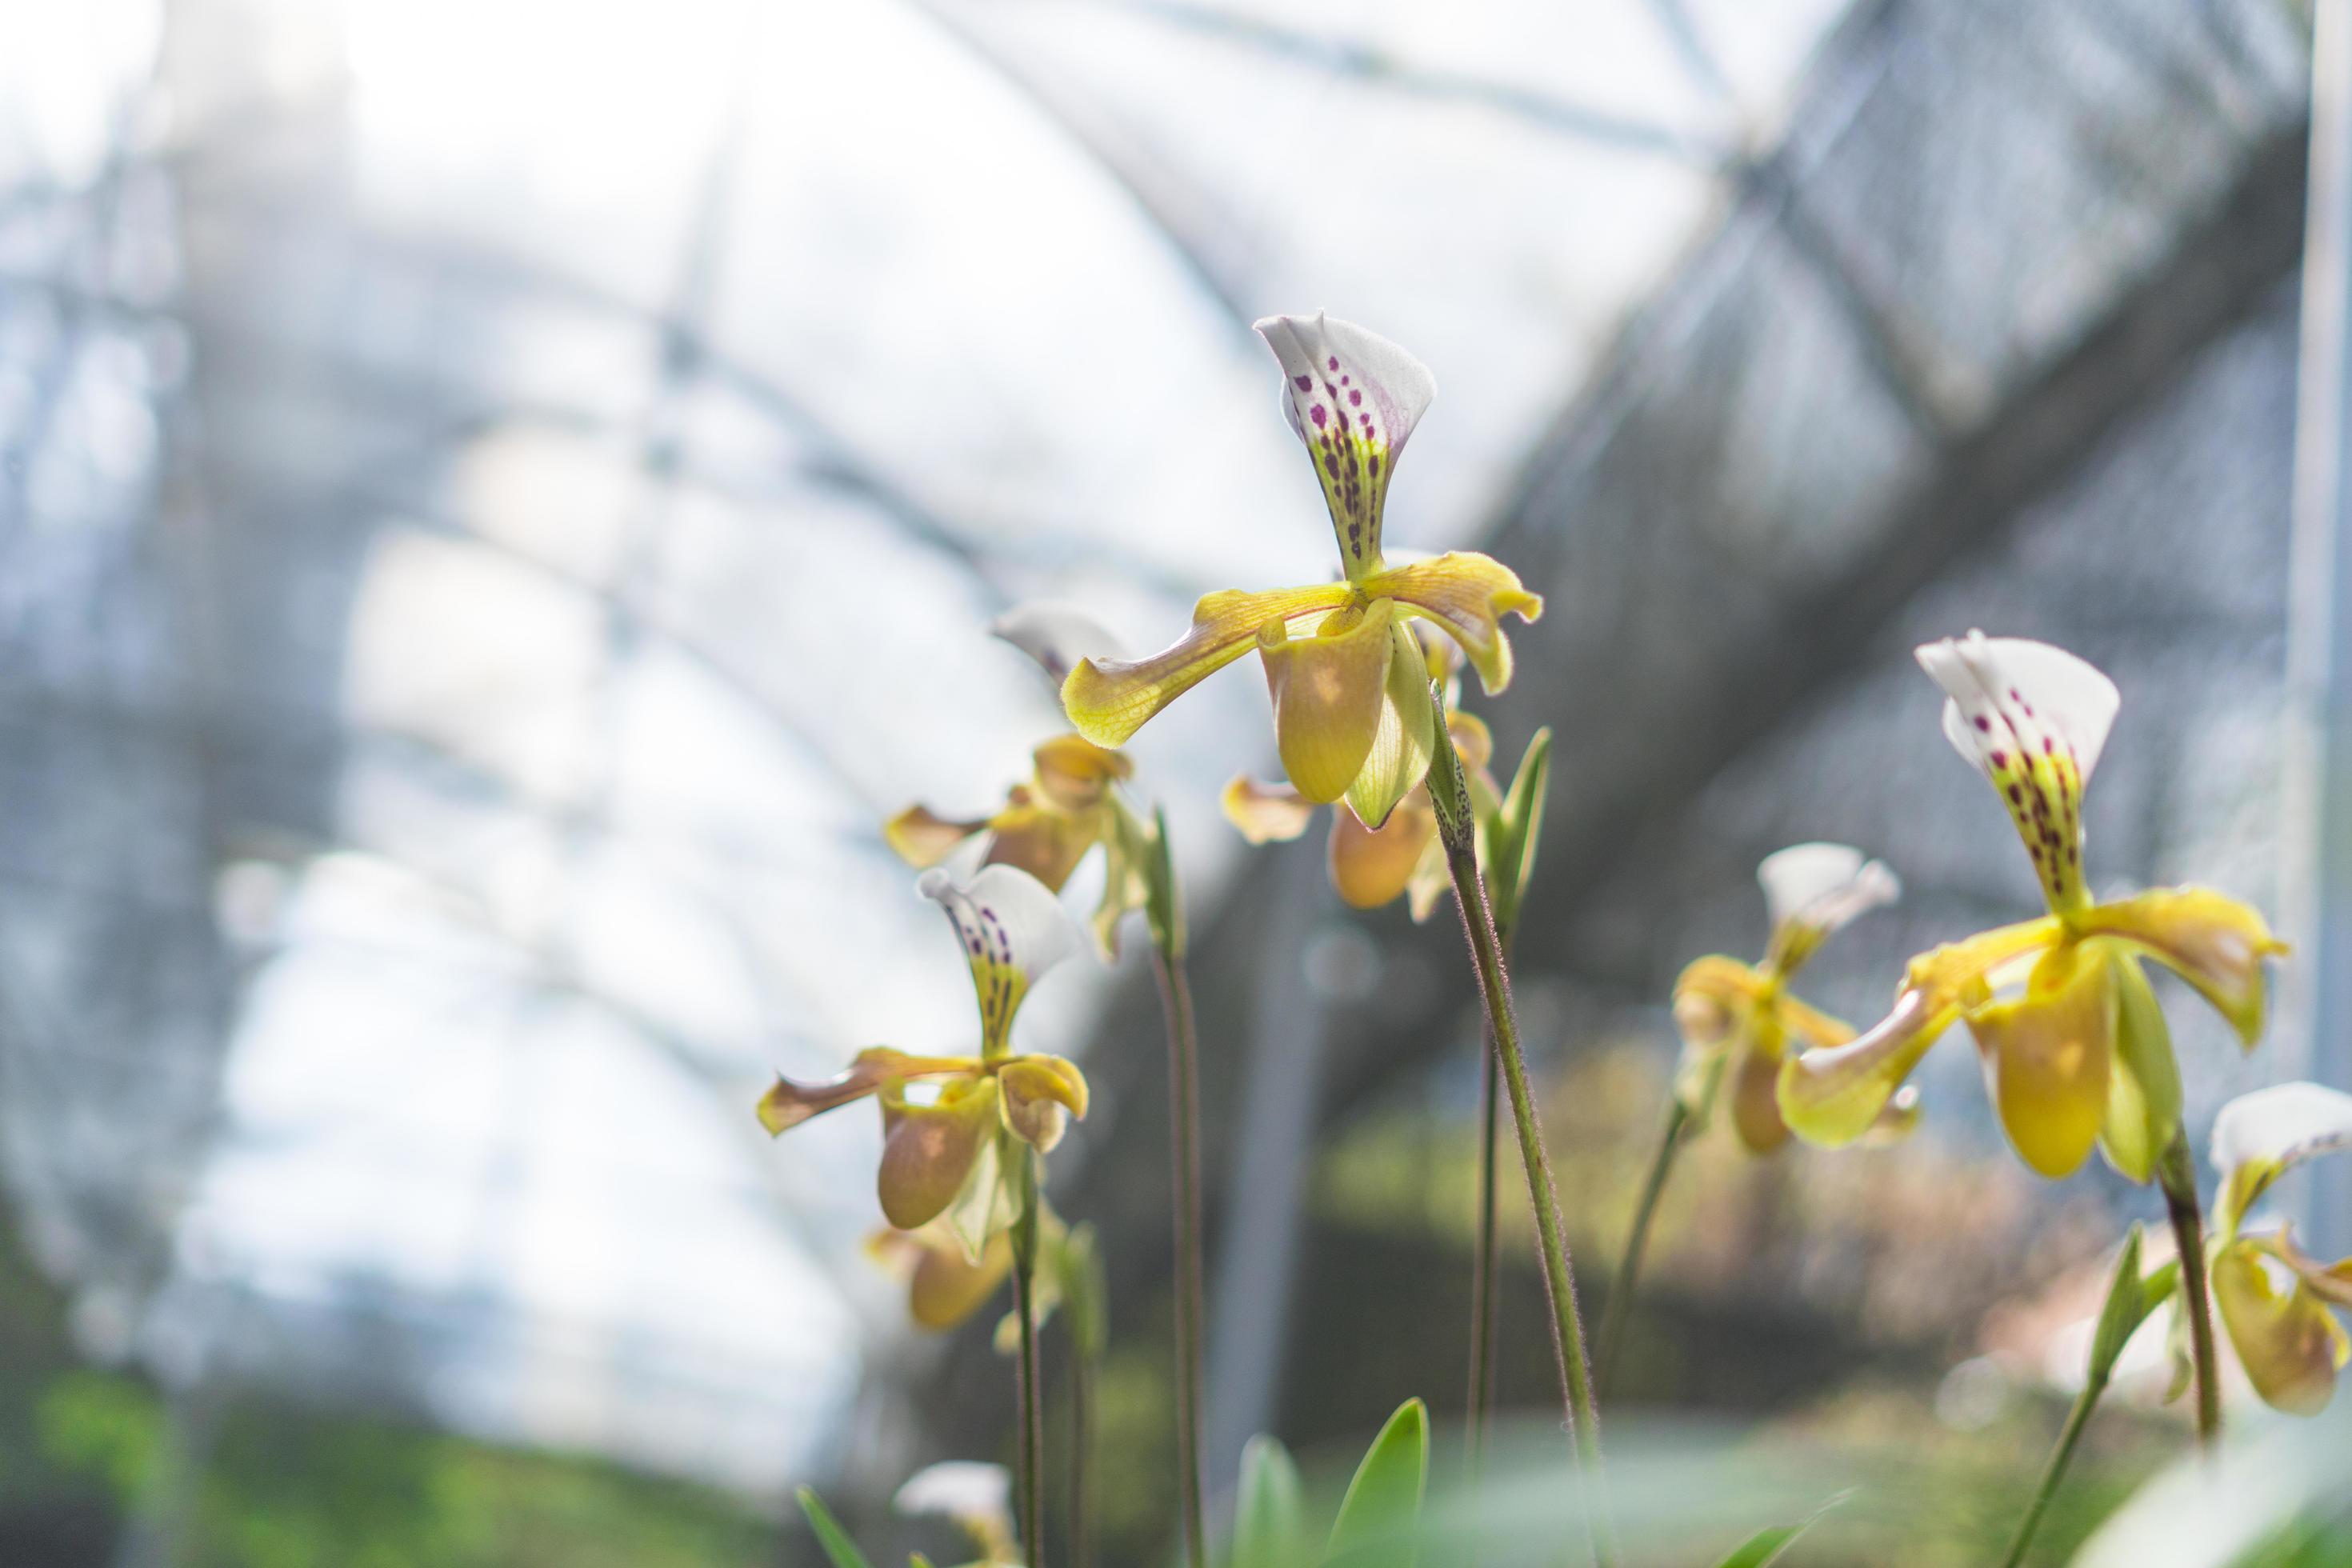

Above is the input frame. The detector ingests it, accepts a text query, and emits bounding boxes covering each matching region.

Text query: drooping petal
[919,864,1085,1057]
[1775,993,1858,1052]
[2210,1081,2352,1234]
[878,1075,999,1230]
[1222,776,1318,844]
[1778,987,1954,1150]
[868,1226,1014,1331]
[1671,955,1770,1053]
[980,801,1093,894]
[757,1047,972,1134]
[2277,1227,2352,1310]
[1028,734,1133,812]
[2075,886,2286,1048]
[1256,313,1435,581]
[885,806,990,870]
[1259,598,1397,804]
[1062,582,1354,747]
[1916,632,2119,910]
[1757,842,1900,973]
[1328,792,1436,909]
[1965,942,2114,1179]
[2099,946,2182,1186]
[1342,619,1436,830]
[1730,1038,1792,1154]
[992,602,1127,685]
[1360,553,1544,694]
[998,1054,1090,1153]
[2212,1238,2350,1416]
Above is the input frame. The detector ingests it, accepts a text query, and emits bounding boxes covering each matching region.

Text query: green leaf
[1708,1490,1848,1568]
[2088,1225,2151,1378]
[1230,1434,1308,1568]
[796,1486,874,1568]
[1323,1398,1426,1567]
[1484,727,1551,944]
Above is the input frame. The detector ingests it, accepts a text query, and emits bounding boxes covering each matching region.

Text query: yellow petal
[2098,947,2180,1186]
[997,1054,1090,1153]
[1966,943,2114,1179]
[1671,956,1770,1051]
[878,1076,999,1230]
[1776,993,1858,1052]
[1259,598,1396,804]
[1256,313,1435,582]
[1861,1085,1924,1146]
[1778,988,1954,1150]
[1359,552,1543,694]
[758,1047,970,1135]
[1731,1042,1792,1154]
[2214,1238,2349,1416]
[884,806,988,870]
[2278,1228,2352,1310]
[1343,619,1436,829]
[1062,582,1353,747]
[867,1226,1014,1332]
[1222,777,1318,844]
[981,802,1093,894]
[1328,792,1436,909]
[1030,734,1132,811]
[2075,886,2286,1048]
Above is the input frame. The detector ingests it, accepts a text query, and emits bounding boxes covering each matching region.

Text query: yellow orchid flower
[1672,843,1906,1155]
[886,732,1154,958]
[1779,633,2286,1181]
[758,866,1089,1258]
[1061,314,1543,830]
[894,1462,1022,1566]
[2198,1082,2352,1414]
[1220,626,1504,918]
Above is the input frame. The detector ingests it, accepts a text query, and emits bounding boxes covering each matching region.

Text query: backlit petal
[1222,777,1318,844]
[1778,987,1954,1150]
[1342,620,1436,829]
[981,802,1093,893]
[2075,886,2286,1048]
[1671,955,1770,1054]
[1030,734,1133,811]
[998,1054,1090,1153]
[1916,632,2118,910]
[993,602,1127,685]
[1256,312,1434,581]
[1259,598,1396,804]
[1966,944,2114,1178]
[885,806,990,870]
[1329,791,1436,909]
[1062,582,1354,747]
[2211,1081,2352,1234]
[758,1046,972,1134]
[868,1226,1014,1331]
[878,1075,998,1230]
[920,864,1085,1056]
[1757,842,1899,972]
[2213,1238,2349,1416]
[1361,553,1544,694]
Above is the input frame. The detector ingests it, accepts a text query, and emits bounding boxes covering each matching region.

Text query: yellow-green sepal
[2098,948,2182,1186]
[1482,726,1551,946]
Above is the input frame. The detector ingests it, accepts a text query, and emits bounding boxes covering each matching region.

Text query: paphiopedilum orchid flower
[1780,634,2286,1181]
[886,733,1154,957]
[758,866,1088,1257]
[1060,314,1543,832]
[2198,1082,2352,1413]
[1220,624,1502,918]
[895,1461,1021,1566]
[1671,843,1906,1154]
[867,1222,1014,1332]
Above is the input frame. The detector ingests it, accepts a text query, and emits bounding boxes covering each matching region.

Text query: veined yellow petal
[998,1054,1090,1153]
[1257,313,1435,582]
[2214,1238,2349,1416]
[1222,776,1318,845]
[1328,791,1435,910]
[757,1047,974,1134]
[884,806,989,870]
[1260,598,1396,804]
[1343,619,1436,829]
[878,1075,999,1230]
[1778,987,1954,1150]
[1062,582,1353,747]
[1362,553,1543,694]
[1966,942,2114,1178]
[2075,886,2286,1048]
[1030,734,1132,811]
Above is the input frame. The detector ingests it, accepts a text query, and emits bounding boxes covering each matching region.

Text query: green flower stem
[1594,1095,1690,1398]
[1998,1368,2109,1568]
[1144,809,1209,1568]
[2156,1134,2221,1453]
[1466,1044,1502,1473]
[1426,697,1613,1566]
[1012,1146,1048,1568]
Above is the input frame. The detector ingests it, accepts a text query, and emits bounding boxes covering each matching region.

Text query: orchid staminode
[2201,1082,2352,1414]
[758,865,1088,1258]
[1061,314,1543,832]
[1672,842,1905,1154]
[1779,634,2286,1181]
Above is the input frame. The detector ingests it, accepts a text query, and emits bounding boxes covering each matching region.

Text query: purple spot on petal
[1368,454,1380,476]
[1974,715,1991,732]
[1294,374,1312,391]
[1989,750,2006,767]
[1349,389,1362,406]
[1327,355,1338,371]
[1310,405,1327,426]
[2043,737,2055,754]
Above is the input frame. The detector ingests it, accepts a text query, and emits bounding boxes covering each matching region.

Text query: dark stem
[1427,698,1614,1566]
[1012,1148,1047,1568]
[1594,1096,1690,1398]
[2157,1134,2221,1453]
[1149,946,1210,1568]
[1999,1371,2109,1568]
[1466,1042,1502,1473]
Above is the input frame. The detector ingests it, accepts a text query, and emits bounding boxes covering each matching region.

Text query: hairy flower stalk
[1426,690,1611,1564]
[1010,1142,1046,1566]
[2156,1134,2222,1451]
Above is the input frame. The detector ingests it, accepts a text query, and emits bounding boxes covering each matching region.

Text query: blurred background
[1,0,2346,1562]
